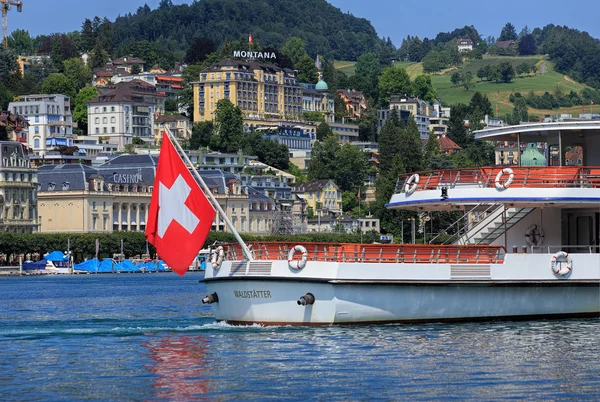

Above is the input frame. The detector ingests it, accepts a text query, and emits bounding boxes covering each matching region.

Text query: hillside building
[87,80,165,149]
[336,89,367,120]
[192,59,303,123]
[153,114,192,144]
[457,38,474,52]
[0,142,38,233]
[8,94,74,156]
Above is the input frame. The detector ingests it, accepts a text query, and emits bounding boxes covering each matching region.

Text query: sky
[9,0,600,46]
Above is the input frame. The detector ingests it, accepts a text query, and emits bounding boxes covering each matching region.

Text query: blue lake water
[0,273,598,401]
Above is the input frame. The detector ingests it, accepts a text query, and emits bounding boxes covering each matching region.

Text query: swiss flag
[249,33,253,44]
[145,132,216,275]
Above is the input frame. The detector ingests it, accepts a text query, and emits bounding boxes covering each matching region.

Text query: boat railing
[530,245,600,254]
[397,166,600,193]
[223,242,506,264]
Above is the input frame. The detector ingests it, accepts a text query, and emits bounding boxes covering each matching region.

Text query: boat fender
[288,245,308,270]
[551,251,573,277]
[525,224,545,246]
[211,246,224,269]
[494,168,514,190]
[404,174,420,195]
[202,292,219,304]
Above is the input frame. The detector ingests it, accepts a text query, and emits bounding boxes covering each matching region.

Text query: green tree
[499,23,518,41]
[333,143,368,192]
[281,37,307,66]
[358,100,378,141]
[411,74,436,103]
[63,58,92,92]
[450,71,462,86]
[73,86,98,135]
[353,52,381,100]
[510,97,529,124]
[378,66,411,101]
[132,137,145,145]
[316,122,333,141]
[213,99,244,153]
[190,121,215,149]
[41,73,76,98]
[307,133,339,181]
[296,54,318,83]
[468,92,493,117]
[447,103,470,148]
[398,118,424,174]
[498,61,515,83]
[518,34,537,56]
[8,29,34,55]
[424,130,441,168]
[88,45,109,69]
[80,18,95,53]
[184,37,216,64]
[378,109,402,176]
[461,71,475,91]
[164,98,178,113]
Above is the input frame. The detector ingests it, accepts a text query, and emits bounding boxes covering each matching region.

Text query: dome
[315,79,328,92]
[520,143,546,166]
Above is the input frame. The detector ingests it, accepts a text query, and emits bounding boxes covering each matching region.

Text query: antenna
[1,1,23,49]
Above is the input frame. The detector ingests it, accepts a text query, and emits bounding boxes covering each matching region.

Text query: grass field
[333,55,590,117]
[333,60,356,76]
[430,57,589,115]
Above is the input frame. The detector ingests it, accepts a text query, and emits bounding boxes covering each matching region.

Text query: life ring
[495,168,514,190]
[525,224,545,246]
[404,174,420,195]
[551,251,573,277]
[211,246,224,269]
[288,245,308,270]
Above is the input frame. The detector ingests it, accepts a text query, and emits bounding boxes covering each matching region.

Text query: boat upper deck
[397,166,600,193]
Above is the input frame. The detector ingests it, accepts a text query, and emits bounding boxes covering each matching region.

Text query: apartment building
[8,94,74,155]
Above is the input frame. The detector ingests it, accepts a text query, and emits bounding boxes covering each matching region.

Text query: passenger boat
[201,121,600,325]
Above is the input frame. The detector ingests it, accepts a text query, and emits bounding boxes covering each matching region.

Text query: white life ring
[525,224,545,246]
[404,174,420,195]
[288,245,308,270]
[495,168,514,190]
[211,246,224,269]
[551,251,573,277]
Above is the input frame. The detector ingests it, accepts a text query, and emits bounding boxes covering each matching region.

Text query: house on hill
[495,40,516,49]
[457,38,473,52]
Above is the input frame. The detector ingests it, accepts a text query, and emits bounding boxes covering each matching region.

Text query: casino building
[193,59,303,123]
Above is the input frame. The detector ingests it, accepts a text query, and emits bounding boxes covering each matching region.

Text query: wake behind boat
[200,121,600,325]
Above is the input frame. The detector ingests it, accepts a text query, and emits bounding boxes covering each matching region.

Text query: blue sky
[9,0,600,46]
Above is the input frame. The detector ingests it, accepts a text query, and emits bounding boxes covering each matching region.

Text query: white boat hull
[203,253,600,325]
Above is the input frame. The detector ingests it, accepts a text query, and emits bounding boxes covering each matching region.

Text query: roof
[112,56,146,65]
[155,114,190,123]
[88,80,162,105]
[37,164,100,192]
[438,136,461,152]
[294,179,337,193]
[201,59,297,78]
[495,40,516,49]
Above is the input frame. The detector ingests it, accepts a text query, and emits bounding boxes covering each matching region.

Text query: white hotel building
[8,94,74,155]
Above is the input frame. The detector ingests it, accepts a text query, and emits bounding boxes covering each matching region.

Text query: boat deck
[223,242,506,264]
[398,166,600,193]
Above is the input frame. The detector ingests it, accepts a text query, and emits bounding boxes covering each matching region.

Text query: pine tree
[447,104,471,148]
[378,110,402,176]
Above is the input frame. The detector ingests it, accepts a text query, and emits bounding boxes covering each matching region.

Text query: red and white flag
[145,132,216,276]
[249,33,253,44]
[592,101,595,105]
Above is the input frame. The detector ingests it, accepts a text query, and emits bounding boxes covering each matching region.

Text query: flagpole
[163,127,254,261]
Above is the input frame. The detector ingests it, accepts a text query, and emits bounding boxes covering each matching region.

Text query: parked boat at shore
[200,121,600,325]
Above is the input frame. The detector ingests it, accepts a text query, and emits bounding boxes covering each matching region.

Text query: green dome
[521,143,546,166]
[315,79,328,91]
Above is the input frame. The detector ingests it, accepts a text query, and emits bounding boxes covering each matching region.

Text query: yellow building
[193,59,302,123]
[37,157,157,233]
[294,179,342,217]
